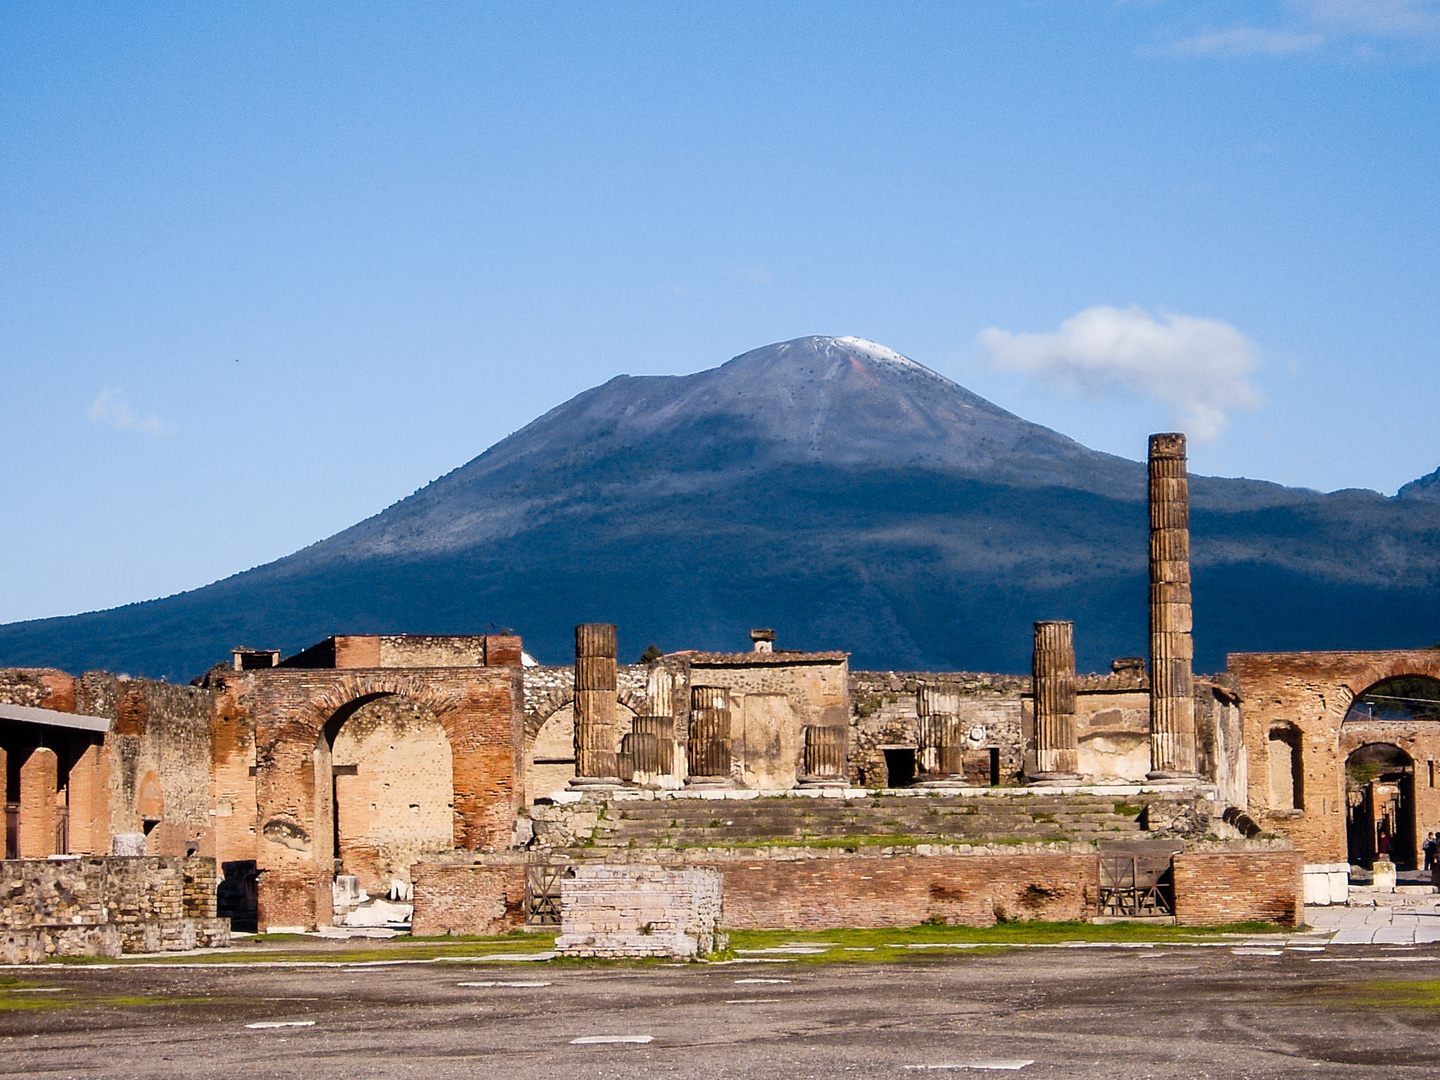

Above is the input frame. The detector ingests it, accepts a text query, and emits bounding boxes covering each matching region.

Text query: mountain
[4,336,1440,681]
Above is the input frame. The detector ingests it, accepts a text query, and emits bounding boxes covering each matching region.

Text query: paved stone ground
[1309,901,1440,944]
[5,938,1440,1078]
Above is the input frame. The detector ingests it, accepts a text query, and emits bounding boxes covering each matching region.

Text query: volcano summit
[4,336,1440,680]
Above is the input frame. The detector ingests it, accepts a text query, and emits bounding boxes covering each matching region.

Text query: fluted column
[1148,433,1198,778]
[686,686,733,784]
[916,684,963,782]
[1029,620,1080,782]
[572,623,620,783]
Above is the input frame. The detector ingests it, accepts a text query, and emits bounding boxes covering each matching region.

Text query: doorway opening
[1346,743,1416,869]
[882,747,915,788]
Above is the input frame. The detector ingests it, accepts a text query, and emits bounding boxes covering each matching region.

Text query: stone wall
[0,855,229,961]
[76,672,214,858]
[1228,650,1440,865]
[555,865,722,958]
[411,862,526,936]
[850,672,1027,788]
[700,851,1096,929]
[1171,849,1303,926]
[410,838,1300,933]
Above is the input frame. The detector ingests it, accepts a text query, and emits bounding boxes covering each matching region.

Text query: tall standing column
[1148,432,1198,778]
[572,623,620,784]
[1029,620,1080,782]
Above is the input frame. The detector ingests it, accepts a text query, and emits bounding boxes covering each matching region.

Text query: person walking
[1424,832,1437,872]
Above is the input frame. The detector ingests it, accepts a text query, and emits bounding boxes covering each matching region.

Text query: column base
[795,775,848,789]
[568,776,626,796]
[684,776,735,789]
[1026,771,1083,786]
[1145,770,1200,782]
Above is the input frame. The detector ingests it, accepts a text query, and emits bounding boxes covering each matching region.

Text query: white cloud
[1165,0,1440,57]
[87,388,166,437]
[1295,0,1440,36]
[976,305,1264,442]
[1170,26,1325,55]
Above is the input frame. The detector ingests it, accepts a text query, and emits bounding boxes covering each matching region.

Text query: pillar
[572,623,620,783]
[1148,432,1198,778]
[18,746,58,858]
[916,685,963,781]
[800,725,847,784]
[65,740,106,854]
[1030,620,1080,782]
[686,687,733,784]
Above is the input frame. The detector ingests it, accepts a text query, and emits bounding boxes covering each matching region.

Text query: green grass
[1340,980,1440,1010]
[68,931,561,966]
[724,919,1293,959]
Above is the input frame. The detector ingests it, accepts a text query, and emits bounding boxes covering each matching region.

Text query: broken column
[799,724,848,786]
[1148,432,1198,779]
[915,684,963,783]
[625,663,676,786]
[686,686,733,785]
[1028,620,1080,783]
[571,623,620,786]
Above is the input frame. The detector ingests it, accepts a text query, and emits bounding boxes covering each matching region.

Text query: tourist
[1424,832,1437,871]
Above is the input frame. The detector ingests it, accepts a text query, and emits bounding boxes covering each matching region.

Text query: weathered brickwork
[694,852,1097,929]
[411,862,526,936]
[1171,849,1303,926]
[1228,650,1440,865]
[0,855,228,962]
[556,865,722,958]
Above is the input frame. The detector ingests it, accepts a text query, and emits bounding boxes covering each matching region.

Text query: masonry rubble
[6,430,1432,948]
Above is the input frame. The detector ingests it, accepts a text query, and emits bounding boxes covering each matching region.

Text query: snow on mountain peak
[831,336,923,369]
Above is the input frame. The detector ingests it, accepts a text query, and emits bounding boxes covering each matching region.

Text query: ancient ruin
[3,431,1436,953]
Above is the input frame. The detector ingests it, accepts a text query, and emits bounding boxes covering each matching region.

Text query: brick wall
[690,853,1097,929]
[1171,850,1302,926]
[556,865,722,958]
[411,863,525,936]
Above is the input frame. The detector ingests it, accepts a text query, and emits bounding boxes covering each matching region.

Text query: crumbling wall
[331,696,454,892]
[411,862,525,936]
[0,855,229,961]
[77,673,214,858]
[850,672,1026,787]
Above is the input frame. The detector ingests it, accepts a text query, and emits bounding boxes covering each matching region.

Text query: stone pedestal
[1372,859,1397,892]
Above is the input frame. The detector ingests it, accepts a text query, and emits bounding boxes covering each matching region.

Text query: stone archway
[320,693,455,897]
[1345,743,1416,870]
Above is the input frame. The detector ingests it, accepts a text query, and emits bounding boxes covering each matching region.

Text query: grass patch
[1339,980,1440,1010]
[720,919,1296,963]
[78,931,560,966]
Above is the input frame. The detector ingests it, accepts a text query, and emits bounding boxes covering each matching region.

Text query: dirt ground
[3,941,1440,1078]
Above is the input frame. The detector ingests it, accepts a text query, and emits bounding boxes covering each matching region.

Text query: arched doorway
[320,694,454,898]
[525,700,638,804]
[1345,676,1440,724]
[1345,743,1416,869]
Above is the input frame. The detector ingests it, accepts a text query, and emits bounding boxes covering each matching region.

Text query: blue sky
[2,1,1438,624]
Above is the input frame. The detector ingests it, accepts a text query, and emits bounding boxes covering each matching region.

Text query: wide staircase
[584,793,1165,851]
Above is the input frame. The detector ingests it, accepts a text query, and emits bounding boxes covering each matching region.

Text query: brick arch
[524,688,649,748]
[308,674,464,739]
[1340,656,1440,707]
[526,690,572,743]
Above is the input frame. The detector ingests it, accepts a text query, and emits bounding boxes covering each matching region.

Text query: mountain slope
[3,336,1440,681]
